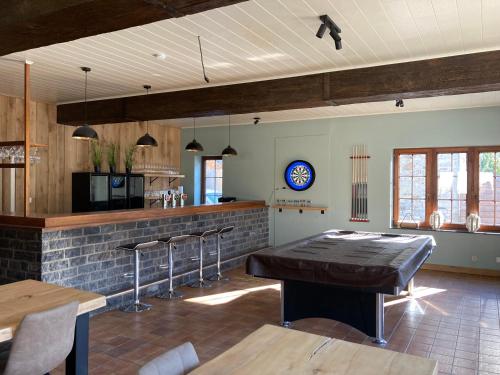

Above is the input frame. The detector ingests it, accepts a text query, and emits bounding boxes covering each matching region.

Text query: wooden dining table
[190,324,438,375]
[0,279,106,375]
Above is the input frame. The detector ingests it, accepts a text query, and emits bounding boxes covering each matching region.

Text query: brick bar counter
[0,201,269,310]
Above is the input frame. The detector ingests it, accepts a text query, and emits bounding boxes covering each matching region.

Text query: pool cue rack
[350,144,370,222]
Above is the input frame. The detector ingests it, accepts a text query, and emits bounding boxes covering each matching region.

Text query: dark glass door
[128,175,144,209]
[90,174,110,211]
[110,174,128,210]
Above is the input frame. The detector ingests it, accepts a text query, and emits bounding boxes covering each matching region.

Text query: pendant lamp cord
[193,118,196,139]
[145,86,150,133]
[228,114,231,144]
[84,70,88,126]
[198,36,209,83]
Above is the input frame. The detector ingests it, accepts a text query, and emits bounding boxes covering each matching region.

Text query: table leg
[407,278,415,297]
[66,313,89,375]
[280,281,291,328]
[373,293,387,345]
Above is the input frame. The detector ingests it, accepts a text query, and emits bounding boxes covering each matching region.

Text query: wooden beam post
[24,61,32,217]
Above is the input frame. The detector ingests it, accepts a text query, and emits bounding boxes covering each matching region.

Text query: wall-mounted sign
[284,160,315,191]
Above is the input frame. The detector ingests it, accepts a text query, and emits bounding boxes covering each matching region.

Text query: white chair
[138,342,199,375]
[0,301,79,375]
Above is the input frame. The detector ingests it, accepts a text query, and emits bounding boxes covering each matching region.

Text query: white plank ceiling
[1,0,500,122]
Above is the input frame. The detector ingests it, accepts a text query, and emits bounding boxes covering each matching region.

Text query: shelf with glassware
[0,141,47,168]
[272,199,328,214]
[134,164,184,185]
[135,164,184,207]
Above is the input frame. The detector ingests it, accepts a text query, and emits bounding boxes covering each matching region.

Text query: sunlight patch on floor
[385,286,447,308]
[185,283,281,306]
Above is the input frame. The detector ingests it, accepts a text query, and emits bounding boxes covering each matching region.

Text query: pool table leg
[280,281,291,328]
[373,293,387,345]
[407,278,415,297]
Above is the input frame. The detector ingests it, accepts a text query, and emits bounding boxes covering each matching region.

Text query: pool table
[246,230,436,344]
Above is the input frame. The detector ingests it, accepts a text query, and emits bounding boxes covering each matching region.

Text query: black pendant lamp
[221,114,237,157]
[136,85,158,147]
[72,67,98,140]
[185,117,204,152]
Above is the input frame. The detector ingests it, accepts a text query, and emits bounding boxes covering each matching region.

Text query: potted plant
[107,142,118,174]
[90,140,102,173]
[124,144,135,174]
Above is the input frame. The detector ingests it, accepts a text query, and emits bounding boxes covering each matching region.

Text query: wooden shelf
[0,163,25,169]
[141,173,184,185]
[272,205,328,214]
[0,141,48,148]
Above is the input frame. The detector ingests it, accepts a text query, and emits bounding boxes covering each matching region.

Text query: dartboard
[284,160,315,191]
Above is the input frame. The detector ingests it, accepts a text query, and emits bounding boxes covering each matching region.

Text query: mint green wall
[181,107,500,270]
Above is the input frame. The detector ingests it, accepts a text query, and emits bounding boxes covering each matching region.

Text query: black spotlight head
[395,99,404,108]
[253,117,261,125]
[334,39,342,50]
[316,22,327,39]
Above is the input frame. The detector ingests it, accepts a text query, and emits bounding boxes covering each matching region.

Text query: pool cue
[365,145,368,219]
[361,145,366,220]
[355,145,359,220]
[354,145,358,220]
[351,145,355,220]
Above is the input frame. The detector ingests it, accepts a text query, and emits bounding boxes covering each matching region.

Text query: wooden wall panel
[0,94,181,214]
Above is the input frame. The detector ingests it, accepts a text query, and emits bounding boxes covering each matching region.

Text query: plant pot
[125,167,132,174]
[93,165,101,173]
[109,165,116,174]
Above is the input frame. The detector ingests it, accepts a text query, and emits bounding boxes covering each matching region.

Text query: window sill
[390,226,500,236]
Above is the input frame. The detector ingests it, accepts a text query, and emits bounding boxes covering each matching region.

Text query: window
[397,153,428,223]
[479,151,500,227]
[202,156,223,204]
[437,152,468,225]
[393,146,500,232]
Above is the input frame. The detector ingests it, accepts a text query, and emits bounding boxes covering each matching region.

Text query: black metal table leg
[66,313,89,375]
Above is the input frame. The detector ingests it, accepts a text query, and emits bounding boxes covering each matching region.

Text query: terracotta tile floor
[56,268,500,375]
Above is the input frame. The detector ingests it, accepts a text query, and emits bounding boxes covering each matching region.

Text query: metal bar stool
[117,240,159,312]
[208,226,234,282]
[157,234,191,299]
[189,229,217,288]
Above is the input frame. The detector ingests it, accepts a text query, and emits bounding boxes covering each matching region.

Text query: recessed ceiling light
[152,52,167,60]
[247,53,286,62]
[152,73,162,77]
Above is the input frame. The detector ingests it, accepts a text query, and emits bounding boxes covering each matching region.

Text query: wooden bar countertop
[0,200,267,230]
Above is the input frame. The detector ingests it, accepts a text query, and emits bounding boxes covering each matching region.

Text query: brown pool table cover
[246,230,436,292]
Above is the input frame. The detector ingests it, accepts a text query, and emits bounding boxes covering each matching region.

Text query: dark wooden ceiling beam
[57,50,500,125]
[0,0,246,56]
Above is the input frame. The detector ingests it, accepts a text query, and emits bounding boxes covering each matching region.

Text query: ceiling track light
[136,85,158,147]
[316,14,343,50]
[395,98,404,108]
[198,35,210,83]
[253,117,261,125]
[72,67,98,141]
